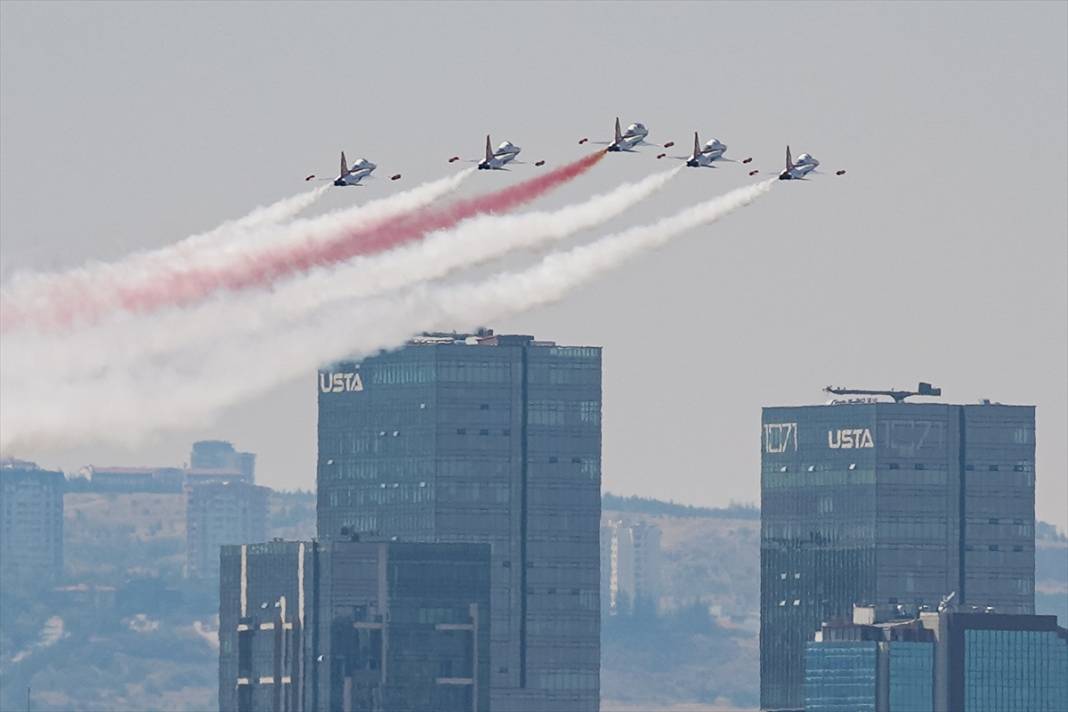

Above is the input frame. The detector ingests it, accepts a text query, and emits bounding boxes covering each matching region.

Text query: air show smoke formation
[113,151,604,314]
[0,169,776,450]
[1,172,471,331]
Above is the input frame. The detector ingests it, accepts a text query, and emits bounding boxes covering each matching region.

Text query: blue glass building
[761,399,1035,710]
[939,612,1068,712]
[805,641,878,712]
[317,331,601,712]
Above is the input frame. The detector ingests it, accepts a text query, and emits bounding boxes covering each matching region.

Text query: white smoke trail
[0,179,771,451]
[1,171,472,328]
[2,169,677,383]
[1,185,328,301]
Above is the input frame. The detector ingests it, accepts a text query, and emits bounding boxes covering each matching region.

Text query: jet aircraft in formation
[662,131,754,168]
[448,136,527,170]
[304,119,845,187]
[305,152,401,186]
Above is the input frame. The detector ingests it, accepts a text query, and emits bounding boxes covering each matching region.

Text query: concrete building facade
[600,518,662,615]
[0,459,64,588]
[218,539,491,712]
[186,480,269,579]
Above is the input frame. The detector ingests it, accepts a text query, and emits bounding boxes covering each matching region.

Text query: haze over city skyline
[1,2,1065,529]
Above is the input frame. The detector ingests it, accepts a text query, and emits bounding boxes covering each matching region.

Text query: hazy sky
[2,2,1066,528]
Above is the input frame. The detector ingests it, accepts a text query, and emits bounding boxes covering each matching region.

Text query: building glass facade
[761,402,1035,710]
[938,612,1068,712]
[888,641,934,712]
[317,332,601,712]
[804,641,877,712]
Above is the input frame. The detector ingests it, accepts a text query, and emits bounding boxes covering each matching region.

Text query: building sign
[319,372,364,393]
[827,428,874,449]
[764,423,798,453]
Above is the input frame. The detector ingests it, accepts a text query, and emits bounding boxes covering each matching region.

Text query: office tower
[186,480,269,578]
[804,605,1067,712]
[191,440,257,483]
[218,539,491,712]
[760,392,1035,710]
[317,331,601,712]
[0,459,64,588]
[601,518,662,614]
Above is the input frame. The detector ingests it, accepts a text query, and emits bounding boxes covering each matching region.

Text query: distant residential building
[81,465,185,493]
[601,518,661,614]
[0,459,64,588]
[218,539,490,712]
[804,605,1067,712]
[192,440,256,483]
[761,395,1036,710]
[316,331,601,711]
[186,480,269,579]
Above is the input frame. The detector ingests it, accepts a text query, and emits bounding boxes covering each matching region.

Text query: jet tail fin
[785,145,794,171]
[485,135,493,162]
[340,151,349,176]
[614,117,622,143]
[693,131,701,156]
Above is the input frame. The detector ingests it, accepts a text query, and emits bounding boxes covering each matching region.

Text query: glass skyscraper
[316,331,601,712]
[761,400,1035,710]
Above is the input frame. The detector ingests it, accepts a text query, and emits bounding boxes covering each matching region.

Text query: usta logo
[319,372,364,393]
[828,428,874,449]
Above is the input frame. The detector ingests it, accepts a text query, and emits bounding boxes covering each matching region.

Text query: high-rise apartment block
[317,331,602,712]
[0,459,64,588]
[218,539,491,712]
[187,480,269,578]
[760,395,1036,710]
[600,518,662,614]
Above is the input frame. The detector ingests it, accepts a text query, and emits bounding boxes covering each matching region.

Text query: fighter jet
[448,135,524,170]
[580,118,670,153]
[778,145,819,180]
[305,151,388,186]
[664,131,752,167]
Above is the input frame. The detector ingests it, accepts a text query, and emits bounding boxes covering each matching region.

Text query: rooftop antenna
[824,381,942,403]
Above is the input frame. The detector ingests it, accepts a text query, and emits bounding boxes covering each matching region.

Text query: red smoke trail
[5,151,603,331]
[112,151,603,316]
